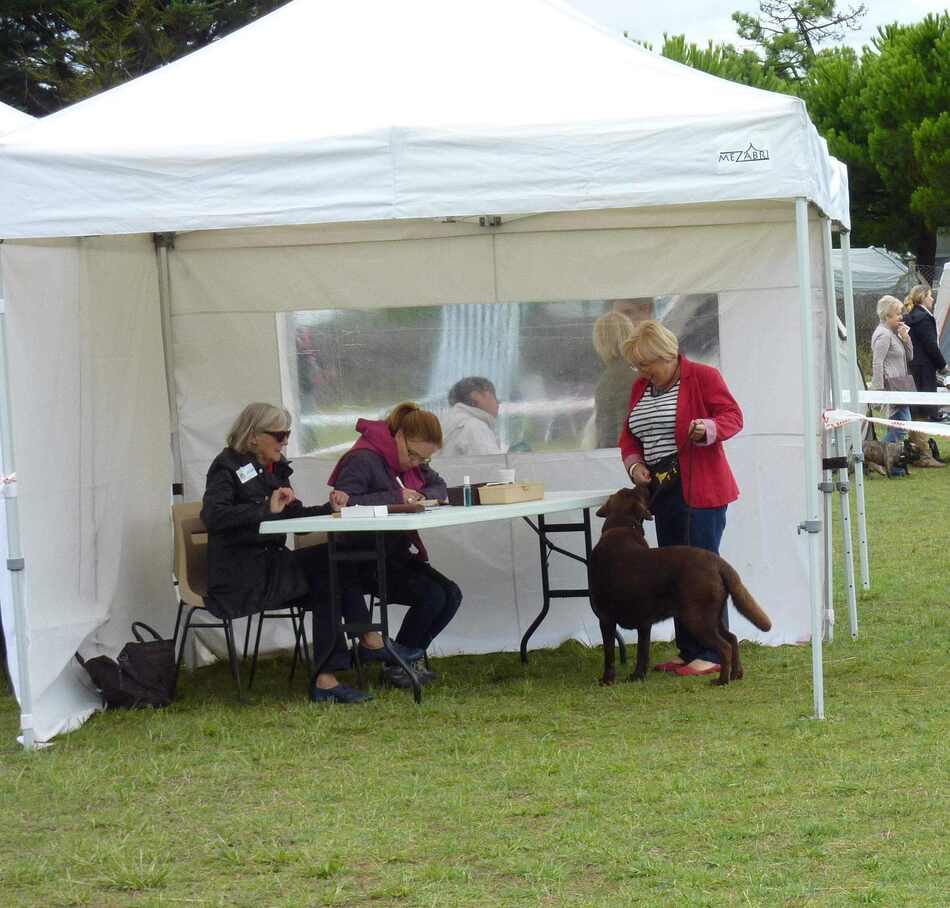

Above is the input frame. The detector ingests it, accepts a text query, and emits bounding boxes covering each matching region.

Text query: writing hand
[401,487,421,504]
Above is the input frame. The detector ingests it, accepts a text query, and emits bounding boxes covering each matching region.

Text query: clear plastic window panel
[277,295,720,458]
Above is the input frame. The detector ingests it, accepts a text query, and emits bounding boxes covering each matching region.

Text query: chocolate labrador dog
[590,487,771,686]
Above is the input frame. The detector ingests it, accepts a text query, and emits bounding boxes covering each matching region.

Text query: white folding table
[260,490,623,702]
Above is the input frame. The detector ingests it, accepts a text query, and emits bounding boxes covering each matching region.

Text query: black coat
[904,305,946,394]
[200,447,332,620]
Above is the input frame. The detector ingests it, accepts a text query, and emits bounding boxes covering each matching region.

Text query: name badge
[236,463,258,484]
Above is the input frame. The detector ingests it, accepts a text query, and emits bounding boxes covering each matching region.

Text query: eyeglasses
[262,430,290,443]
[405,443,431,465]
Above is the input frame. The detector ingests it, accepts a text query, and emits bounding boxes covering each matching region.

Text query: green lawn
[1,455,948,907]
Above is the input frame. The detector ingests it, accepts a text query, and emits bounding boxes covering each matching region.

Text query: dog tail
[719,561,772,631]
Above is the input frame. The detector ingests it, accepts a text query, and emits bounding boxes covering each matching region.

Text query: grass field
[1,455,948,907]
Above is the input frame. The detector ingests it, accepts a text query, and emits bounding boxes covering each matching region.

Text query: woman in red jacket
[619,321,743,676]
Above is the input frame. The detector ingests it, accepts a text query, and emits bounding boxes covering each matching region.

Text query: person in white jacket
[440,377,505,456]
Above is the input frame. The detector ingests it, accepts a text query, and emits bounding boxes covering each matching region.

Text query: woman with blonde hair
[869,296,919,462]
[202,402,424,705]
[618,321,744,676]
[592,311,636,448]
[903,284,947,435]
[329,402,461,688]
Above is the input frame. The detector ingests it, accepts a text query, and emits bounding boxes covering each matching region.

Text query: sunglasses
[261,430,291,443]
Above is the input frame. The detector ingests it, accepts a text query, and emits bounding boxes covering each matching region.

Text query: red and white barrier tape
[823,409,950,438]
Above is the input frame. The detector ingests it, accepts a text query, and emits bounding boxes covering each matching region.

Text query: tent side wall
[0,236,174,741]
[167,202,827,655]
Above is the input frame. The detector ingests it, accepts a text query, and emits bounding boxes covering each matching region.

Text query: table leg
[519,508,626,666]
[374,531,422,704]
[310,533,343,692]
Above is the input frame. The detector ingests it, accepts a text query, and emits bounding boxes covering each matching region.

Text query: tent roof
[0,102,32,139]
[0,0,849,239]
[831,246,910,294]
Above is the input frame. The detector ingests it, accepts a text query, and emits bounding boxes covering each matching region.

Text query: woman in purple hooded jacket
[329,402,462,688]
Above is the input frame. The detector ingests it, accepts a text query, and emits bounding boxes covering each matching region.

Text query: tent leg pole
[0,279,35,750]
[795,198,825,720]
[822,220,858,640]
[821,455,834,643]
[155,235,183,492]
[840,231,870,594]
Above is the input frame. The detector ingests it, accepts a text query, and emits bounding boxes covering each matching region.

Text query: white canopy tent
[0,0,858,744]
[0,102,32,138]
[0,100,34,740]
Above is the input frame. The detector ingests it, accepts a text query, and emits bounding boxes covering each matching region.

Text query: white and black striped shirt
[627,379,679,465]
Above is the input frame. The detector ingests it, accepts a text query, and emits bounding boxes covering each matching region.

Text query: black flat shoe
[356,641,425,665]
[310,683,373,704]
[380,665,415,689]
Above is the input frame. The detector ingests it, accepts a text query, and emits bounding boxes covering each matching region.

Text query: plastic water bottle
[462,475,472,507]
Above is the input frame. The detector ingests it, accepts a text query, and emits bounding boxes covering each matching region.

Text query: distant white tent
[831,246,912,295]
[0,0,857,742]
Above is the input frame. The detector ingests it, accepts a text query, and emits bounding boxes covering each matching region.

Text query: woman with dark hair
[330,402,462,687]
[903,284,948,463]
[202,402,423,704]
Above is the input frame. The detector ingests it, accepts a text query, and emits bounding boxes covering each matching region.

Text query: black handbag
[647,451,681,492]
[77,622,176,709]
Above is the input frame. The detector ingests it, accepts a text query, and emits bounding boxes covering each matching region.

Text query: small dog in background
[862,438,910,477]
[589,487,771,686]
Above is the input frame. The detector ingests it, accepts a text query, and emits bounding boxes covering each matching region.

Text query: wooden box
[476,481,544,505]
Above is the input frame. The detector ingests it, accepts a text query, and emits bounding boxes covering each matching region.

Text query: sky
[566,0,949,52]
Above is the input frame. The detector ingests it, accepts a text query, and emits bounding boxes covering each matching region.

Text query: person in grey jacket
[592,311,636,448]
[440,377,504,456]
[870,295,914,444]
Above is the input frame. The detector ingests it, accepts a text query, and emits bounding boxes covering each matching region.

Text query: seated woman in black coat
[201,402,423,704]
[329,402,462,688]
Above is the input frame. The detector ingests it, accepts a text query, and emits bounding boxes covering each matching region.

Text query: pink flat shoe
[653,661,684,672]
[673,663,720,676]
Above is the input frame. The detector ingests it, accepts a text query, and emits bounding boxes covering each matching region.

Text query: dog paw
[731,669,744,681]
[710,677,729,686]
[599,675,615,687]
[627,672,646,683]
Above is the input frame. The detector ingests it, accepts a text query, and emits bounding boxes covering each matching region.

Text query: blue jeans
[883,405,910,443]
[651,483,727,663]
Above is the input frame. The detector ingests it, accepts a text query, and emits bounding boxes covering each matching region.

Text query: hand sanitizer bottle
[462,475,472,507]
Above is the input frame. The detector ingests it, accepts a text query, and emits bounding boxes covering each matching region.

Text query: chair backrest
[294,531,328,550]
[172,502,208,606]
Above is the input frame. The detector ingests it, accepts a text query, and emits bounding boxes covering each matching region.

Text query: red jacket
[619,355,743,508]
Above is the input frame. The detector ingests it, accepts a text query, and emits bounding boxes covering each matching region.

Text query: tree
[733,0,867,81]
[0,0,289,115]
[658,34,789,92]
[798,48,896,244]
[859,14,950,281]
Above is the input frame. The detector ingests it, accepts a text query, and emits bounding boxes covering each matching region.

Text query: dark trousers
[909,364,940,420]
[361,559,462,651]
[292,545,369,674]
[651,483,727,664]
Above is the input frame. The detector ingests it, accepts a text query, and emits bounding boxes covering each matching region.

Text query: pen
[396,475,415,502]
